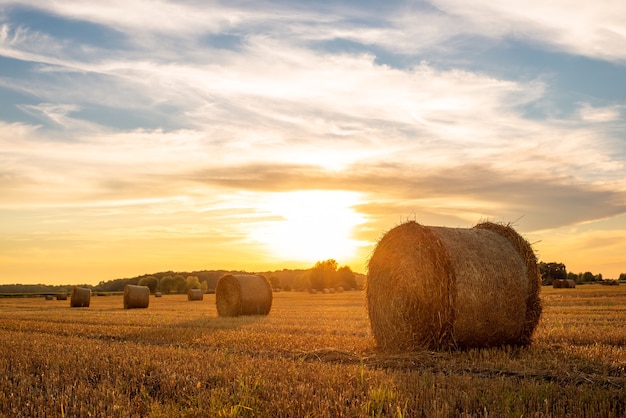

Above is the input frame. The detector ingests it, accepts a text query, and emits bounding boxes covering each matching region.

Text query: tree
[309,259,338,290]
[173,275,187,293]
[619,273,626,281]
[184,276,208,293]
[336,266,357,290]
[268,276,280,290]
[138,276,158,293]
[294,272,310,291]
[538,262,567,285]
[582,271,595,283]
[158,275,175,294]
[186,275,201,291]
[566,272,579,284]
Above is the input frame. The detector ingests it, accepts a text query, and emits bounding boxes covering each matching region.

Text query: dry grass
[0,286,624,417]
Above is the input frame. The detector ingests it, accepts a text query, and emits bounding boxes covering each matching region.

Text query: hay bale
[215,274,273,317]
[123,284,150,309]
[44,295,54,301]
[155,292,162,297]
[564,279,576,288]
[553,279,576,288]
[56,293,68,301]
[187,288,204,301]
[366,221,542,351]
[70,286,91,308]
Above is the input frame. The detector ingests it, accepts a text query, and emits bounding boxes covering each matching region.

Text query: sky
[1,0,625,285]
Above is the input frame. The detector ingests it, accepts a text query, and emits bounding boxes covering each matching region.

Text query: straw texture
[366,221,542,351]
[70,286,91,308]
[187,288,204,301]
[216,274,273,317]
[123,284,150,309]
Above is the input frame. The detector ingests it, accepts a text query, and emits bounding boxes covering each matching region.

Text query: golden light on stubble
[251,190,366,263]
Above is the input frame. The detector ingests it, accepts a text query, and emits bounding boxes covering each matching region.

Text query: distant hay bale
[366,220,542,351]
[187,288,204,301]
[155,292,163,297]
[215,274,273,317]
[44,295,54,301]
[70,286,91,308]
[553,279,576,288]
[123,285,150,309]
[56,293,68,301]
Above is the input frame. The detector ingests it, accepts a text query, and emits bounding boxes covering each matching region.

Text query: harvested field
[0,286,625,417]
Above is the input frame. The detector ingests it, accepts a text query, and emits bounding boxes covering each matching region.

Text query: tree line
[0,261,364,295]
[539,261,624,286]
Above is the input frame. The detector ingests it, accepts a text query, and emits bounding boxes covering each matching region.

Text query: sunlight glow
[251,190,367,263]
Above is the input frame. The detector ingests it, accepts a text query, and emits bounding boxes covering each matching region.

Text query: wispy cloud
[426,0,626,62]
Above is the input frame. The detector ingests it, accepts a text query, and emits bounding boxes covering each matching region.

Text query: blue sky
[1,0,625,284]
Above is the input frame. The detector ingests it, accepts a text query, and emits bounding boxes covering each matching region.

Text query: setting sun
[251,190,367,263]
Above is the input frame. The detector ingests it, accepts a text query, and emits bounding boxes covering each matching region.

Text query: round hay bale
[366,221,542,351]
[187,288,204,301]
[215,274,273,317]
[123,284,150,309]
[564,279,576,288]
[44,295,54,301]
[56,293,68,301]
[70,286,91,308]
[155,292,162,297]
[552,279,565,288]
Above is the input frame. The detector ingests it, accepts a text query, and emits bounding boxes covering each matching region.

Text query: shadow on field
[114,311,270,349]
[292,346,626,389]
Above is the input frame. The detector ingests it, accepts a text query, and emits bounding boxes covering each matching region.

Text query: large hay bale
[366,221,542,351]
[553,279,565,288]
[123,284,150,309]
[70,286,91,308]
[187,288,204,301]
[215,274,273,317]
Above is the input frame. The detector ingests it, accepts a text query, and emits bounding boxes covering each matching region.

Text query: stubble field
[1,286,625,417]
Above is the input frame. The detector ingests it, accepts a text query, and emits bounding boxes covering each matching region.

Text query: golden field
[0,286,625,417]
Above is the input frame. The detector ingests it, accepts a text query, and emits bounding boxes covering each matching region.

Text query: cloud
[426,0,626,62]
[578,103,623,123]
[191,161,626,232]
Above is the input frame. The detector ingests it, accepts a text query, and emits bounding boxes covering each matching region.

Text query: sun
[251,190,367,263]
